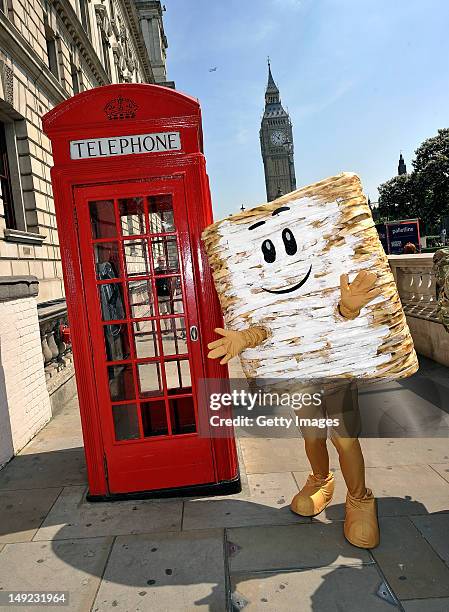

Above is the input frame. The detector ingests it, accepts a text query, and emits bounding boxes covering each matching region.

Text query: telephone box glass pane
[138,362,162,397]
[128,280,154,318]
[172,280,184,314]
[152,237,179,273]
[133,320,159,358]
[169,397,196,435]
[141,401,168,437]
[108,364,135,401]
[161,318,187,355]
[119,197,145,236]
[104,324,130,362]
[98,283,125,321]
[90,200,116,238]
[94,243,120,280]
[123,239,150,277]
[155,277,172,317]
[155,277,183,316]
[165,360,192,395]
[148,195,174,233]
[112,404,140,441]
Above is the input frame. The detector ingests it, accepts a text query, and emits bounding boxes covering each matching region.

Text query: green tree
[377,128,449,233]
[377,174,413,222]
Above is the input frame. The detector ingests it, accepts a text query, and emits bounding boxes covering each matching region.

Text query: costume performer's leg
[304,437,329,479]
[330,437,366,499]
[326,384,379,549]
[290,393,334,517]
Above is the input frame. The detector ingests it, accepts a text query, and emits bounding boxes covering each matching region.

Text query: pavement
[0,356,449,611]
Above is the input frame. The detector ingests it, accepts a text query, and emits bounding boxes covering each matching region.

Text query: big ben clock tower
[260,60,296,201]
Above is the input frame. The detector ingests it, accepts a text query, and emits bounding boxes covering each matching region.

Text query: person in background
[403,242,417,254]
[154,255,172,332]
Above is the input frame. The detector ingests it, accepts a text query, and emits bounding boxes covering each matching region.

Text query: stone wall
[0,276,51,468]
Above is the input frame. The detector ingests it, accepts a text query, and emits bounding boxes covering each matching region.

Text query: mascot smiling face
[202,172,418,381]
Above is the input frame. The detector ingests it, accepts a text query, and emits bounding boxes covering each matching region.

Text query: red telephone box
[42,84,240,500]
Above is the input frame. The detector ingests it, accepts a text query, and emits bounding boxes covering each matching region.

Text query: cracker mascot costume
[202,172,418,549]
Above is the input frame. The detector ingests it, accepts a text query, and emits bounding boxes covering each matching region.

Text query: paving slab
[231,565,394,612]
[366,464,449,515]
[359,438,449,468]
[0,448,86,490]
[0,487,62,544]
[246,471,299,505]
[34,486,183,541]
[0,537,112,612]
[402,598,449,611]
[431,463,449,484]
[182,472,302,530]
[20,397,83,453]
[239,438,319,473]
[226,523,371,573]
[411,514,449,566]
[371,516,449,599]
[92,530,226,611]
[183,495,306,530]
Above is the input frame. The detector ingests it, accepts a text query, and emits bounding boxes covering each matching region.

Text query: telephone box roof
[42,83,201,134]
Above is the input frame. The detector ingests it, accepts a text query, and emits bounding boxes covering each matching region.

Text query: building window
[79,0,91,36]
[45,21,59,80]
[0,121,15,229]
[70,57,79,94]
[102,40,111,79]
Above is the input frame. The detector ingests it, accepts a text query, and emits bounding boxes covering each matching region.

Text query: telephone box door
[74,176,215,494]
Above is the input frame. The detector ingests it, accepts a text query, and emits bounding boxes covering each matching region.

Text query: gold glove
[339,271,381,320]
[207,326,268,365]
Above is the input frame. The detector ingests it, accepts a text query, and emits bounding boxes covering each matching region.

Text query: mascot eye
[282,228,297,256]
[261,239,276,263]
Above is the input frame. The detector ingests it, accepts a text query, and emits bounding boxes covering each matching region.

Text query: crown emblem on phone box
[104,97,138,120]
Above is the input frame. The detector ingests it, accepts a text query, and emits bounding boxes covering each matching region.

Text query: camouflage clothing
[433,248,449,332]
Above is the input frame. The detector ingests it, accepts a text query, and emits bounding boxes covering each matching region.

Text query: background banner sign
[70,131,181,159]
[375,223,388,253]
[376,219,420,254]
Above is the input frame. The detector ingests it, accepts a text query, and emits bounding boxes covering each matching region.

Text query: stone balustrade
[37,298,75,407]
[388,253,449,367]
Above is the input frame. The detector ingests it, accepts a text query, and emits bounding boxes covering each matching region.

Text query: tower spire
[398,152,407,175]
[266,58,279,95]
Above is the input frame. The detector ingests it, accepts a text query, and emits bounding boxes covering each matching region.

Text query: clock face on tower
[270,130,287,146]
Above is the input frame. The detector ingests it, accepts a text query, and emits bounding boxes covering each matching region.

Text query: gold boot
[344,488,380,549]
[290,472,334,517]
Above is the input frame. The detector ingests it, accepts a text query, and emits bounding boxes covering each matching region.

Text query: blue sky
[163,0,449,219]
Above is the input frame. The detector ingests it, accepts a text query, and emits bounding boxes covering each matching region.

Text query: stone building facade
[0,0,171,467]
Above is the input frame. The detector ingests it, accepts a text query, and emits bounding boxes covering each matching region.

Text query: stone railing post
[37,298,75,411]
[388,254,449,366]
